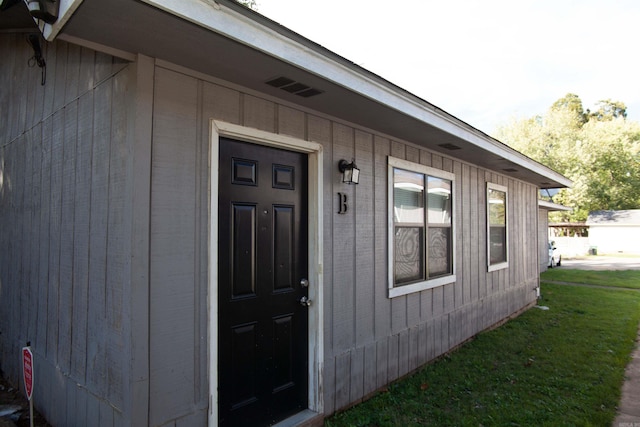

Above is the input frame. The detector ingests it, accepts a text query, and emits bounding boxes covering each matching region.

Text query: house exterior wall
[1,34,541,426]
[150,61,540,424]
[589,226,640,254]
[0,35,135,426]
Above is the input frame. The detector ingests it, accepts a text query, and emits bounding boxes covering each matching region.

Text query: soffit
[0,1,38,30]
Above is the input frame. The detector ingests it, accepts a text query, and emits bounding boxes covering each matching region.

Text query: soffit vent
[502,168,518,173]
[438,143,461,151]
[266,76,324,98]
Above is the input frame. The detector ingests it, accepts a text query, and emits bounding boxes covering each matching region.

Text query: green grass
[541,269,640,289]
[326,284,640,427]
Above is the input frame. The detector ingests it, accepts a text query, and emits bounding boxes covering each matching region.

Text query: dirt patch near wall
[0,374,51,427]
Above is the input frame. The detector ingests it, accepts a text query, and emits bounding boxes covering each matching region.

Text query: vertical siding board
[453,160,463,310]
[242,94,275,132]
[149,68,198,424]
[36,118,52,354]
[46,111,64,363]
[71,91,93,382]
[87,77,111,396]
[58,99,78,374]
[94,52,114,85]
[478,168,487,299]
[28,126,42,343]
[323,354,336,415]
[194,81,207,408]
[106,66,131,409]
[202,82,241,124]
[363,341,377,396]
[78,47,96,95]
[354,130,374,347]
[373,136,391,341]
[398,329,410,377]
[349,347,365,404]
[16,137,28,344]
[52,41,68,113]
[469,166,479,303]
[387,333,399,382]
[65,43,81,104]
[277,104,306,139]
[5,34,17,140]
[331,122,355,353]
[375,338,389,389]
[461,163,471,306]
[408,325,419,372]
[6,141,17,357]
[334,352,351,411]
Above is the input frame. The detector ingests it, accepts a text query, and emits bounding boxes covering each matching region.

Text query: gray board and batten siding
[0,34,540,426]
[0,34,137,426]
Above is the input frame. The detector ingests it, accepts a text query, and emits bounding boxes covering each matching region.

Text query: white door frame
[208,120,324,426]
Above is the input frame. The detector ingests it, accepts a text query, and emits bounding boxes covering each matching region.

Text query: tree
[588,99,627,121]
[236,0,258,10]
[496,94,640,222]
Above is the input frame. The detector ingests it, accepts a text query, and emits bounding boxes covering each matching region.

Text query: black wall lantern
[338,159,360,185]
[26,0,58,24]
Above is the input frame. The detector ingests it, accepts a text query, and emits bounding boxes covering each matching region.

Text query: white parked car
[548,241,561,268]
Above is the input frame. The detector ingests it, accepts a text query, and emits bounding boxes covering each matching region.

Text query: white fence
[549,236,591,258]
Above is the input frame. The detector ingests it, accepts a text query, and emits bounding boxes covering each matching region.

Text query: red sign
[22,347,33,401]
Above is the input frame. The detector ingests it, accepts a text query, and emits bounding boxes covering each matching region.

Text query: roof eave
[49,0,570,188]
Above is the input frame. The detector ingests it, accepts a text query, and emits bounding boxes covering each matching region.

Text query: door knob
[300,278,309,287]
[299,296,312,307]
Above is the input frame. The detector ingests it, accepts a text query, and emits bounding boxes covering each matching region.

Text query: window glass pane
[488,188,507,265]
[427,177,451,224]
[394,168,424,224]
[489,226,507,264]
[394,227,424,284]
[488,189,506,225]
[428,227,451,277]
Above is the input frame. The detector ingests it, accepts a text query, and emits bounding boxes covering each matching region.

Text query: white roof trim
[42,0,84,40]
[538,200,572,211]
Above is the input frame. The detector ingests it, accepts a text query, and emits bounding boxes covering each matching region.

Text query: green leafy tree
[588,99,627,121]
[496,94,640,222]
[236,0,258,10]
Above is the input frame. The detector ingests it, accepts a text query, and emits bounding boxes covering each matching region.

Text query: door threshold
[272,409,323,427]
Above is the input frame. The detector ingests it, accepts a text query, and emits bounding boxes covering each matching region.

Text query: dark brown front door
[218,138,309,426]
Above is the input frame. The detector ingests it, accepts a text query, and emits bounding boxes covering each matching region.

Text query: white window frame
[487,182,509,272]
[388,156,456,298]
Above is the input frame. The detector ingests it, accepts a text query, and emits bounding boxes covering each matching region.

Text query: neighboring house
[538,200,572,272]
[0,1,570,426]
[587,210,640,255]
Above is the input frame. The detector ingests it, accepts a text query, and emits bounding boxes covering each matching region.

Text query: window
[487,183,508,271]
[388,157,455,297]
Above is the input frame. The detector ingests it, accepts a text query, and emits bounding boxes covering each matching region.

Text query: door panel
[219,138,308,426]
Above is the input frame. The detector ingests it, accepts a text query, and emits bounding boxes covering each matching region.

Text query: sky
[257,0,640,136]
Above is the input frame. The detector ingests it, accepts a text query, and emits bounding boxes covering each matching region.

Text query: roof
[1,0,571,189]
[538,200,572,212]
[586,210,640,226]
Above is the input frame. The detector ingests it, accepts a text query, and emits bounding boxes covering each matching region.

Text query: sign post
[22,345,34,427]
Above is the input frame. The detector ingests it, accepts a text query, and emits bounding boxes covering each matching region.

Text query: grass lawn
[541,269,640,290]
[325,284,640,426]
